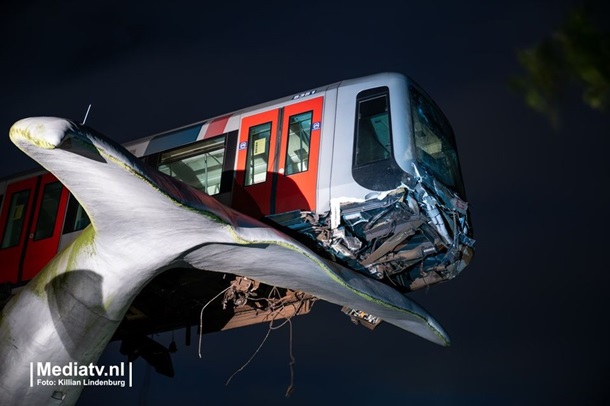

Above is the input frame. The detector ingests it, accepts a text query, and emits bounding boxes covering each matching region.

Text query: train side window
[354,90,392,166]
[33,182,62,240]
[63,195,91,234]
[1,190,30,249]
[158,137,226,195]
[285,111,312,175]
[245,122,272,186]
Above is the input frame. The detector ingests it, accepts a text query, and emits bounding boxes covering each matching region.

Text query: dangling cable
[284,317,296,398]
[198,286,231,358]
[225,291,285,385]
[225,296,305,395]
[225,327,272,386]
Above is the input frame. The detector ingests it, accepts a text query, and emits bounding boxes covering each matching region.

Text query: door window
[285,111,313,175]
[33,182,62,240]
[1,190,30,249]
[244,122,272,186]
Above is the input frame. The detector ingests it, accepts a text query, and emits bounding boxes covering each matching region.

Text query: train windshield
[409,86,464,196]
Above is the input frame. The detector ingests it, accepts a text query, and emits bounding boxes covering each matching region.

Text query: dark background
[1,1,609,404]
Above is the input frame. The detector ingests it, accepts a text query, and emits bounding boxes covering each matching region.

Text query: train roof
[123,72,408,157]
[2,72,409,183]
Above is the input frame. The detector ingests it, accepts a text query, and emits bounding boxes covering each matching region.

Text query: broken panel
[269,166,474,293]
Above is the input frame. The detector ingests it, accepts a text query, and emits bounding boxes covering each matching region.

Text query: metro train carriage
[0,72,474,353]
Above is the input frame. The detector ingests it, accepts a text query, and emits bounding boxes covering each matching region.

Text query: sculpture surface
[0,118,449,405]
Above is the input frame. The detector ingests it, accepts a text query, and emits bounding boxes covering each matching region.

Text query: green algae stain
[30,226,97,298]
[66,225,96,269]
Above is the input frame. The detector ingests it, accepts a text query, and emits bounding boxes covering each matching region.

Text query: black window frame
[244,121,273,186]
[352,87,404,191]
[284,110,314,176]
[1,189,31,249]
[33,181,62,241]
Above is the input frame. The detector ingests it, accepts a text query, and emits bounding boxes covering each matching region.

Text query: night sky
[1,1,609,405]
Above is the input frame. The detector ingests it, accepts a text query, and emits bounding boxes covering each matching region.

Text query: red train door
[0,173,69,284]
[233,109,280,217]
[232,97,323,217]
[21,174,69,280]
[275,96,323,213]
[0,177,37,283]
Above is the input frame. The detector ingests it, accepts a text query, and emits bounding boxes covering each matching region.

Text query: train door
[232,97,323,217]
[0,173,69,284]
[233,109,280,217]
[21,174,69,280]
[0,177,37,283]
[275,97,323,213]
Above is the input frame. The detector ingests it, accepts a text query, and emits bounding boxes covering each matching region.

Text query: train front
[313,73,475,293]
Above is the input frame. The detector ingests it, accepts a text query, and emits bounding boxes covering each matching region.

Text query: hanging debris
[341,307,382,330]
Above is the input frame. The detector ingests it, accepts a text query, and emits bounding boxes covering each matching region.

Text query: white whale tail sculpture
[0,117,450,405]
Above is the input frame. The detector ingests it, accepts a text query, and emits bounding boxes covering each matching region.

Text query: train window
[33,182,62,240]
[355,90,391,166]
[63,195,91,234]
[1,189,30,249]
[158,137,226,195]
[410,86,462,192]
[245,122,272,186]
[285,111,312,175]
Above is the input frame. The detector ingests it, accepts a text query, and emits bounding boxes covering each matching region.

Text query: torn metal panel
[270,166,475,294]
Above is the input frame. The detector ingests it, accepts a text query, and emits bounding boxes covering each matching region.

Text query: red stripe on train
[204,114,231,138]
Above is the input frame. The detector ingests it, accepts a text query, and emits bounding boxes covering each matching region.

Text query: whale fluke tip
[10,117,73,149]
